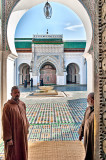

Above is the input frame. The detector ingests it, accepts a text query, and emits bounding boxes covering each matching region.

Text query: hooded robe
[78,106,94,160]
[2,99,29,160]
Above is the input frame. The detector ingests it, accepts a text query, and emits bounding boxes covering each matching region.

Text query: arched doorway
[40,63,56,85]
[67,63,80,84]
[19,63,30,85]
[1,0,104,159]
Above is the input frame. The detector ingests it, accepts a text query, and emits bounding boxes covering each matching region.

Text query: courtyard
[0,85,87,159]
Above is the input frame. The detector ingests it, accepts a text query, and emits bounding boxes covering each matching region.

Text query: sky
[15,2,86,40]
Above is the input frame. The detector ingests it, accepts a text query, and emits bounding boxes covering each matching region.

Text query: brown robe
[78,106,94,160]
[2,99,29,160]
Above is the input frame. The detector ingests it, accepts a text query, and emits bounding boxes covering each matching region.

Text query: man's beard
[14,96,19,101]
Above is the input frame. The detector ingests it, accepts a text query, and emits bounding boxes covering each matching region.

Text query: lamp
[44,1,52,19]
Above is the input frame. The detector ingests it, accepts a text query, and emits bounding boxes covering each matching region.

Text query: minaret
[46,29,48,34]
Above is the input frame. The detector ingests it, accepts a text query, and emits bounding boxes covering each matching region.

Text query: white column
[0,51,9,138]
[7,54,17,100]
[57,76,65,85]
[64,71,67,85]
[80,57,87,85]
[83,53,94,93]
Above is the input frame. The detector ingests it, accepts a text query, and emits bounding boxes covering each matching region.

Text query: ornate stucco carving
[33,44,64,54]
[31,42,64,76]
[102,28,106,51]
[32,55,64,76]
[102,3,106,24]
[99,0,106,159]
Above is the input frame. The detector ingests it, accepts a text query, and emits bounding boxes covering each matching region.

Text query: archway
[40,62,56,85]
[19,63,30,85]
[67,63,80,84]
[1,0,105,159]
[7,0,93,56]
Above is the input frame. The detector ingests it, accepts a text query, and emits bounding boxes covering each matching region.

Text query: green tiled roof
[15,42,32,48]
[64,42,86,48]
[15,38,32,40]
[14,38,86,49]
[33,38,63,44]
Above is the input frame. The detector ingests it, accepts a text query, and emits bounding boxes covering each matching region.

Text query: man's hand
[79,135,83,141]
[7,139,13,146]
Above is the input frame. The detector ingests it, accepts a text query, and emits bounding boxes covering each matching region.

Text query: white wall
[7,56,15,100]
[7,10,27,56]
[64,52,87,85]
[57,76,65,85]
[16,53,32,85]
[83,53,94,93]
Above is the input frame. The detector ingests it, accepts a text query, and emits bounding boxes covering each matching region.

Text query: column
[0,51,9,138]
[83,52,94,93]
[7,54,17,100]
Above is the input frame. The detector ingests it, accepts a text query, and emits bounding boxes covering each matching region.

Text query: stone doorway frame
[0,0,106,160]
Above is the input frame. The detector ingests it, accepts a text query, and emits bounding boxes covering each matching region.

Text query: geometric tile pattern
[27,98,87,142]
[0,98,87,159]
[27,99,86,125]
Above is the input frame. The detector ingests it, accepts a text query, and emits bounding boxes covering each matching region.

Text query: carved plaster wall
[32,44,64,76]
[98,0,106,159]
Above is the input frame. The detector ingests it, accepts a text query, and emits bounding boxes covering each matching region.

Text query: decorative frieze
[18,53,32,58]
[33,44,64,54]
[99,0,106,159]
[31,37,64,76]
[33,34,63,39]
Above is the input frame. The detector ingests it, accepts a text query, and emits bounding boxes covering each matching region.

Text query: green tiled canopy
[64,42,86,48]
[15,42,32,48]
[32,38,63,44]
[14,38,86,49]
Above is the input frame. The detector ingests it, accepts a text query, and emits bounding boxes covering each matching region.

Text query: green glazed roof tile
[14,38,86,49]
[15,42,32,48]
[64,42,86,48]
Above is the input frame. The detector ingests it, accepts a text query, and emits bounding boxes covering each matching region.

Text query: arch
[37,56,59,75]
[40,62,56,85]
[7,0,93,56]
[18,63,30,85]
[66,63,80,84]
[1,1,105,159]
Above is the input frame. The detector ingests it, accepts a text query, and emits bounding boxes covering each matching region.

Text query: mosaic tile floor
[0,98,87,159]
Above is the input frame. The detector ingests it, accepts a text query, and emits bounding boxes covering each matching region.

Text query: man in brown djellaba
[78,92,94,160]
[2,86,29,160]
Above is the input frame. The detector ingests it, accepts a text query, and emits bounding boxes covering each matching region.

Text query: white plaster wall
[31,76,38,86]
[7,10,27,56]
[64,52,87,85]
[83,53,94,93]
[57,76,65,85]
[30,70,39,86]
[16,53,32,85]
[82,58,87,84]
[16,52,87,86]
[64,72,67,85]
[7,56,15,100]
